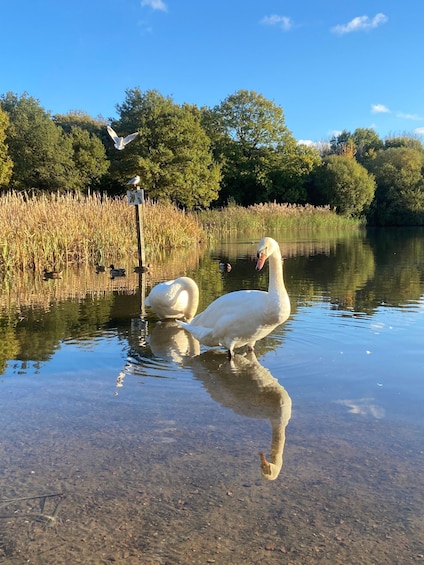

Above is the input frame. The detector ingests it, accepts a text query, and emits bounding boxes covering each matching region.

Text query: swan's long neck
[268,251,285,297]
[184,280,200,321]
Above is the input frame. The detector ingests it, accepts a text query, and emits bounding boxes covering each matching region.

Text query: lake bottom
[1,367,423,565]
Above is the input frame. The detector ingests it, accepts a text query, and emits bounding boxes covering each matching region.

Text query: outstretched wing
[106,125,119,142]
[122,131,139,145]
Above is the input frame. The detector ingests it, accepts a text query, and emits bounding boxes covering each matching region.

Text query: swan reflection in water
[188,350,292,481]
[149,320,200,362]
[147,322,291,479]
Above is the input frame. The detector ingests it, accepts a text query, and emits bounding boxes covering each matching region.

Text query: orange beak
[256,252,267,271]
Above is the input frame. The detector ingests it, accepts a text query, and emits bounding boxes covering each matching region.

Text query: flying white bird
[127,175,141,187]
[106,126,139,150]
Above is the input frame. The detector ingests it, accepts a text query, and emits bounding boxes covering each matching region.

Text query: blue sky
[2,0,423,144]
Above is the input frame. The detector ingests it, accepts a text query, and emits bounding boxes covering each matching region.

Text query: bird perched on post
[106,126,139,150]
[127,175,141,188]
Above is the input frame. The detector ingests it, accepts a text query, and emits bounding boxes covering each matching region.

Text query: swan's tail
[177,320,212,343]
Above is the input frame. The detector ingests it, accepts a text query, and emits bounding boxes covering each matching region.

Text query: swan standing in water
[145,277,199,322]
[106,126,139,150]
[178,237,290,357]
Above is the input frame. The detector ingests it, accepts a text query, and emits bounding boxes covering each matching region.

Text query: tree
[384,135,424,152]
[328,130,356,157]
[66,126,110,190]
[266,142,322,203]
[0,92,77,192]
[206,90,303,205]
[328,128,383,165]
[54,112,110,191]
[310,154,376,217]
[0,107,13,188]
[351,128,383,164]
[53,110,107,137]
[367,147,424,225]
[110,88,221,208]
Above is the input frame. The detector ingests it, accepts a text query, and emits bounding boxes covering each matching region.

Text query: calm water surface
[0,228,423,564]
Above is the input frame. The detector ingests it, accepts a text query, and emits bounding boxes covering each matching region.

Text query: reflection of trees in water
[0,293,117,372]
[288,229,424,314]
[188,350,292,481]
[363,228,424,307]
[1,229,423,373]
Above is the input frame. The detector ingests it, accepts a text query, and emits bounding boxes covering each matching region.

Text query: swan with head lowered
[145,276,199,322]
[177,237,290,358]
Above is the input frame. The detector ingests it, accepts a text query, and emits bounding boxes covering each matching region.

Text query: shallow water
[0,229,423,564]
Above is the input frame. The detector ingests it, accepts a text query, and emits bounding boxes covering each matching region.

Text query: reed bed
[0,191,204,273]
[0,192,362,273]
[197,202,364,237]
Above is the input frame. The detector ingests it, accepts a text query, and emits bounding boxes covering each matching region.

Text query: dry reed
[0,191,204,272]
[197,201,363,236]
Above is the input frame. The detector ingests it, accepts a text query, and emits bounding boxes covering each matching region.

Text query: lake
[0,228,423,565]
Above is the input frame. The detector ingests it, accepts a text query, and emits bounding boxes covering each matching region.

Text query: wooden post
[127,186,147,321]
[135,188,146,270]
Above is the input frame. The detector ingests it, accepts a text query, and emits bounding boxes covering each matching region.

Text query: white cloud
[371,104,390,114]
[414,127,424,135]
[261,15,292,31]
[332,13,388,35]
[336,398,385,419]
[397,112,422,121]
[141,0,167,12]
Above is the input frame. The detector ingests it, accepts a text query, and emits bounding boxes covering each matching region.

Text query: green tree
[384,135,424,152]
[0,107,13,187]
[110,88,221,208]
[0,92,77,192]
[267,142,322,203]
[206,90,303,205]
[53,110,107,137]
[328,128,383,165]
[367,147,424,225]
[310,154,376,217]
[351,128,383,164]
[66,126,110,191]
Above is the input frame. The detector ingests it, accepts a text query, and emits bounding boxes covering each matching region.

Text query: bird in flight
[106,126,139,150]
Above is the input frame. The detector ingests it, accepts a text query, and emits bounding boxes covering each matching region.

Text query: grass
[0,191,363,273]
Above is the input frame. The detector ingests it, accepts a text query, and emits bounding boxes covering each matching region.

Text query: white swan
[178,237,290,357]
[145,276,199,321]
[106,126,139,150]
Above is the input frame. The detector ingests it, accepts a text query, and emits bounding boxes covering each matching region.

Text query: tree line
[0,88,423,226]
